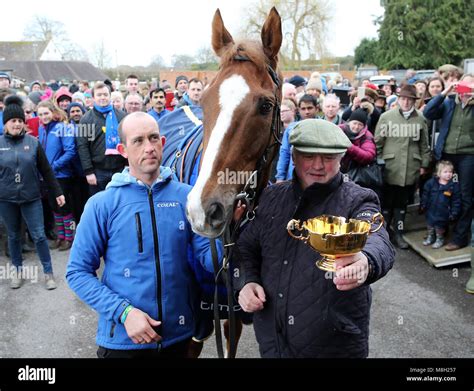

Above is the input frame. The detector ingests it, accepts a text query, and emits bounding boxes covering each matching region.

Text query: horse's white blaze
[187,74,250,231]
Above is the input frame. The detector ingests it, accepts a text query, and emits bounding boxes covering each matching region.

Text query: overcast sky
[2,0,384,66]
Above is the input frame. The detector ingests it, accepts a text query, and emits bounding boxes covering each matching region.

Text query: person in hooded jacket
[37,101,77,251]
[0,95,65,290]
[66,112,223,358]
[339,109,376,172]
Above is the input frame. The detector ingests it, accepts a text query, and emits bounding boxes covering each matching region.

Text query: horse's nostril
[207,202,225,228]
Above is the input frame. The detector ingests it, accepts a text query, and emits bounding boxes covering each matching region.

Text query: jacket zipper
[148,189,163,338]
[135,213,143,253]
[15,139,20,200]
[109,322,116,338]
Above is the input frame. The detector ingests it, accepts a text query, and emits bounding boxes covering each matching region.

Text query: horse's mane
[219,40,268,73]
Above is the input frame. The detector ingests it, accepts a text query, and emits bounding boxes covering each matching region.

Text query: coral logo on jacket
[356,211,373,219]
[157,202,180,208]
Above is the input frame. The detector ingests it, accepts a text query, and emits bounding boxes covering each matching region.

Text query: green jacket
[375,108,430,187]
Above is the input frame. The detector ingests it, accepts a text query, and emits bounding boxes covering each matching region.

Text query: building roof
[0,61,109,82]
[0,41,49,61]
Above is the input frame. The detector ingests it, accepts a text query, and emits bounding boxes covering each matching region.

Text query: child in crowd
[421,160,461,249]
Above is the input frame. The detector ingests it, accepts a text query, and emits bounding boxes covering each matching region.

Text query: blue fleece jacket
[38,121,76,178]
[66,166,223,350]
[148,108,170,123]
[275,122,298,181]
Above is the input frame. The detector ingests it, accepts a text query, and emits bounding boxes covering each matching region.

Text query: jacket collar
[3,129,26,140]
[292,171,343,202]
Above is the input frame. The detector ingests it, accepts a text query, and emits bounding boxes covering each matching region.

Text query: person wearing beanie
[236,118,395,358]
[67,102,86,124]
[339,109,378,194]
[347,108,366,124]
[72,91,87,107]
[342,86,382,134]
[30,81,42,93]
[174,75,189,106]
[288,75,306,93]
[375,83,430,250]
[306,78,323,98]
[0,95,65,290]
[0,72,11,89]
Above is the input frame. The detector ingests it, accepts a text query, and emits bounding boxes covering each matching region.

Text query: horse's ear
[212,9,234,57]
[261,7,282,68]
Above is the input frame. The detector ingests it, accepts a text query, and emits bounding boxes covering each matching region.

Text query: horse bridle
[210,54,283,359]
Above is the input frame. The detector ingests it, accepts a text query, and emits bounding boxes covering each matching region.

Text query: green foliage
[354,38,380,67]
[375,0,474,69]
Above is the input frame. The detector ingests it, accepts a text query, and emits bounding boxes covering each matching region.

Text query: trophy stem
[316,256,337,272]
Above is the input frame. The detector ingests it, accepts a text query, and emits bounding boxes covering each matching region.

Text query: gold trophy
[287,213,384,272]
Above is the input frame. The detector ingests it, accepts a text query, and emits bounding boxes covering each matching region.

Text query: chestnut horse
[186,7,282,239]
[163,7,282,358]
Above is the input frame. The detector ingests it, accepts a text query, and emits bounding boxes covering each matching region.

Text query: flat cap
[289,119,352,154]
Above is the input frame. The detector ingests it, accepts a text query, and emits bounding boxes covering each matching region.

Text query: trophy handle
[369,212,384,234]
[287,219,309,241]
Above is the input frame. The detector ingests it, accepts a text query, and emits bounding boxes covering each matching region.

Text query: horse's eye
[260,101,273,115]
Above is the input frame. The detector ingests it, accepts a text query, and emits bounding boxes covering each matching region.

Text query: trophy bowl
[287,213,384,272]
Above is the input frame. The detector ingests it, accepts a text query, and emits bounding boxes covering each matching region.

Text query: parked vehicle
[464,59,474,74]
[369,75,396,86]
[355,66,378,81]
[413,69,436,82]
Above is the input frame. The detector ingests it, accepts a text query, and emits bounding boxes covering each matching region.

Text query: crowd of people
[0,59,472,358]
[276,66,473,260]
[0,73,204,288]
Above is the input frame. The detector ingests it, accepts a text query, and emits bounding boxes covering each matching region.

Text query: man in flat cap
[234,119,395,358]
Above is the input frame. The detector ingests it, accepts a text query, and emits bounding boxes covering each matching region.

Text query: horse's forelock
[219,40,268,73]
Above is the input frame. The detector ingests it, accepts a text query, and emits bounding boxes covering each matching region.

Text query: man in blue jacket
[66,112,222,358]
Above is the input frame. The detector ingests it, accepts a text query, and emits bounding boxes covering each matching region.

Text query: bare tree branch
[240,0,332,66]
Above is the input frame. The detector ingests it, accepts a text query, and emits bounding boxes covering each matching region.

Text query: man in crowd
[76,82,126,195]
[177,78,204,108]
[236,119,395,358]
[320,94,343,125]
[147,88,170,123]
[67,112,222,358]
[125,94,144,114]
[173,75,189,106]
[125,74,140,97]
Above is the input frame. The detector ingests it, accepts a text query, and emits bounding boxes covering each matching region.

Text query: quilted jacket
[235,172,395,358]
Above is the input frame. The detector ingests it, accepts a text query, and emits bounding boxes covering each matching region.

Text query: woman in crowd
[0,96,64,290]
[37,101,76,251]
